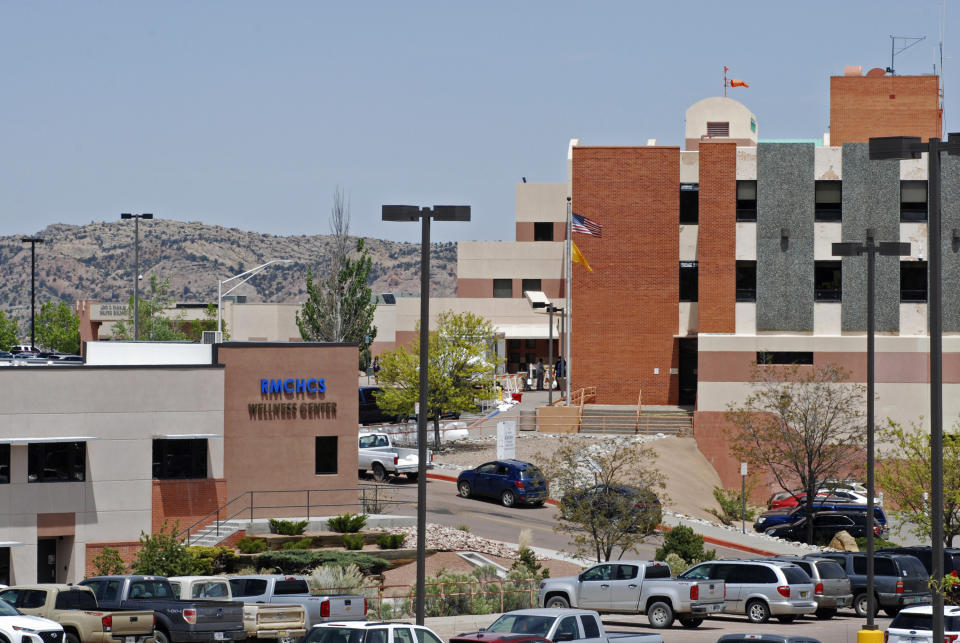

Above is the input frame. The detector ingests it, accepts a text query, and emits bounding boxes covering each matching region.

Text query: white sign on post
[497,421,517,460]
[740,462,748,476]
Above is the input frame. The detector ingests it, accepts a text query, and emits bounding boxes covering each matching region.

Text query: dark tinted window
[898,556,928,578]
[901,180,928,221]
[679,262,698,302]
[315,436,338,475]
[815,181,842,222]
[757,351,814,365]
[493,279,513,298]
[521,279,542,294]
[853,556,867,574]
[815,561,847,580]
[533,222,554,242]
[736,261,756,302]
[901,261,928,302]
[736,181,757,221]
[815,261,842,301]
[644,564,671,580]
[890,612,931,631]
[304,627,366,643]
[153,439,208,479]
[782,567,812,584]
[230,579,268,597]
[679,563,715,580]
[679,184,699,224]
[367,631,388,643]
[742,564,778,583]
[790,560,812,575]
[875,558,897,576]
[520,466,544,480]
[274,580,310,595]
[616,565,639,580]
[0,444,9,484]
[580,615,600,639]
[555,616,579,640]
[28,441,86,482]
[55,590,98,610]
[129,580,174,599]
[20,590,46,609]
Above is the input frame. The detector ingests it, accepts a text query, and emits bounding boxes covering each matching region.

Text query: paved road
[384,476,755,561]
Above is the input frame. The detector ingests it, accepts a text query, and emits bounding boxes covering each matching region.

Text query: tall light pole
[120,213,153,340]
[218,259,293,335]
[869,133,960,643]
[21,237,45,349]
[832,229,909,635]
[382,204,470,625]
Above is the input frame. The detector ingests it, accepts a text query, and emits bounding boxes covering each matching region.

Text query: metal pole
[565,197,572,403]
[217,279,223,335]
[133,215,140,341]
[29,242,36,349]
[547,306,554,405]
[929,138,945,643]
[865,229,877,631]
[741,470,746,534]
[559,307,566,399]
[415,209,430,625]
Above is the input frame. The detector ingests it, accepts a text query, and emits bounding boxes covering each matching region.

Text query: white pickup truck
[357,431,432,482]
[538,560,725,629]
[168,576,306,642]
[449,608,662,643]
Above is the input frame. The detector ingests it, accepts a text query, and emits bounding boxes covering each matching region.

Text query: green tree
[375,310,498,447]
[725,363,867,545]
[654,525,716,568]
[112,275,189,341]
[0,312,18,351]
[93,547,127,575]
[131,520,201,576]
[186,303,230,341]
[296,188,377,369]
[537,436,666,562]
[35,301,80,353]
[878,419,960,546]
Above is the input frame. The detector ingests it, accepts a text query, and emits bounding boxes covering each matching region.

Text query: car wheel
[883,606,901,617]
[533,500,545,507]
[647,601,674,628]
[746,599,771,624]
[65,633,81,643]
[458,481,472,498]
[154,631,171,643]
[501,489,516,507]
[776,615,796,624]
[405,472,419,481]
[814,607,837,620]
[372,462,388,482]
[546,595,570,609]
[678,617,703,629]
[854,593,879,618]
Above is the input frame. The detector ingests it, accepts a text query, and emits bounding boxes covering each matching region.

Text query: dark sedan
[457,460,548,507]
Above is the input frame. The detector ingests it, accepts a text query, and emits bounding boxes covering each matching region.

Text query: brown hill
[0,221,457,320]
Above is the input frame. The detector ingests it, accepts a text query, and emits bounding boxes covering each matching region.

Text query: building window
[901,261,928,302]
[508,339,521,351]
[525,339,537,349]
[901,181,928,222]
[736,261,757,302]
[533,222,554,242]
[493,279,513,298]
[27,442,86,483]
[706,122,730,137]
[152,439,208,479]
[736,181,757,222]
[0,444,8,484]
[814,181,842,222]
[521,279,542,295]
[315,436,338,475]
[757,351,814,365]
[814,261,842,301]
[679,184,699,225]
[524,353,536,368]
[679,262,698,302]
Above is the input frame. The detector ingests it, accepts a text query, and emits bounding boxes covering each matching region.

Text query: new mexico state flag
[572,240,593,272]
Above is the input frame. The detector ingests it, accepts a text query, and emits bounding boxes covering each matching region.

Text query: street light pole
[833,230,909,634]
[869,133,960,643]
[217,259,293,335]
[383,204,470,625]
[21,237,44,349]
[120,213,154,340]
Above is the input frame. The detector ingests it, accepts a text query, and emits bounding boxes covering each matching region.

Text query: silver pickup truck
[538,560,725,629]
[228,575,365,629]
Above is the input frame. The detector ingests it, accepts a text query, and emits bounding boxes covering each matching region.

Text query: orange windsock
[730,79,750,88]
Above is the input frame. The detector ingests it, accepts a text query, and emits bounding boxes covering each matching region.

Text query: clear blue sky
[1,1,954,243]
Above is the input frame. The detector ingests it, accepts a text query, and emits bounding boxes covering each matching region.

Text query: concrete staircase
[579,405,693,436]
[183,519,247,547]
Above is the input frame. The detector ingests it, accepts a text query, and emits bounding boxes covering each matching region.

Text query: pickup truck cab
[538,561,724,629]
[79,576,245,643]
[168,576,306,642]
[228,575,365,629]
[357,431,432,482]
[0,584,154,643]
[450,608,662,643]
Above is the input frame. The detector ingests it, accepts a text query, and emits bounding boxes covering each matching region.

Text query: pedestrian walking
[555,356,566,392]
[536,358,545,390]
[372,356,381,382]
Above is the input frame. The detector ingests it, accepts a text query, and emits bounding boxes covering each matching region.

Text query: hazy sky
[1,1,954,243]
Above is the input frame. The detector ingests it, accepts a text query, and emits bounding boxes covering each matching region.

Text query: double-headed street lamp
[832,229,910,635]
[382,204,470,625]
[120,213,154,340]
[21,237,45,350]
[526,291,563,404]
[869,133,960,643]
[217,259,293,335]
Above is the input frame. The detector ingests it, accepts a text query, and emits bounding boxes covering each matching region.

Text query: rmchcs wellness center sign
[249,377,337,420]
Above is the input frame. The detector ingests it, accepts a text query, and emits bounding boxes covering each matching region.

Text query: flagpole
[565,196,572,404]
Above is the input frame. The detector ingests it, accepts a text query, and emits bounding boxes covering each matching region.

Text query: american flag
[572,213,602,237]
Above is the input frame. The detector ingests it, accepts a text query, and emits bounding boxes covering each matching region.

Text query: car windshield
[815,561,847,579]
[486,615,553,637]
[887,613,960,631]
[304,627,368,643]
[128,580,175,599]
[520,466,544,480]
[0,600,18,616]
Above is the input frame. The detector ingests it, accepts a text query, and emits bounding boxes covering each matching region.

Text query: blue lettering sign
[261,379,269,394]
[259,377,326,394]
[270,379,283,394]
[283,379,295,394]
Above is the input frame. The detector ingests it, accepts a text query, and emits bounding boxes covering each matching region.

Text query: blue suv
[754,502,888,532]
[457,460,548,507]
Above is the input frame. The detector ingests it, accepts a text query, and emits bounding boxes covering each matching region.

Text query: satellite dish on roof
[866,67,887,77]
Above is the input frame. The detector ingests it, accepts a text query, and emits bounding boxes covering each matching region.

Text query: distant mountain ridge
[0,220,457,319]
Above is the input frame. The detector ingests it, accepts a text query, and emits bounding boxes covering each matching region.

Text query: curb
[424,473,776,557]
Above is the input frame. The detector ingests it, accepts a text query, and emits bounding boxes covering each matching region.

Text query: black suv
[806,551,930,617]
[359,386,399,425]
[763,511,880,543]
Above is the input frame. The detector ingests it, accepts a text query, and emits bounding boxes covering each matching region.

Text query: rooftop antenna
[886,35,926,75]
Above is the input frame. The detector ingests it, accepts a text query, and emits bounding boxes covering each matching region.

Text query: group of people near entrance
[531,357,565,392]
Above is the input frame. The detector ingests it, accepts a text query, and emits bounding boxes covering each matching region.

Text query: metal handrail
[635,390,643,433]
